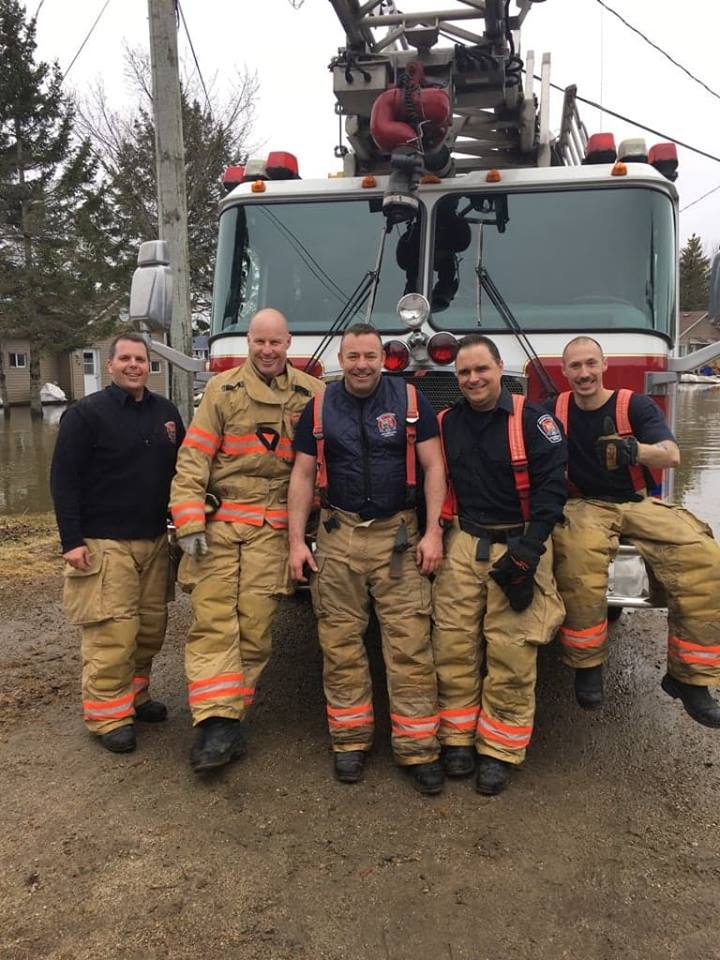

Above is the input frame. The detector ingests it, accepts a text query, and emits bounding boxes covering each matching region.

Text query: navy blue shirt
[546,391,674,501]
[50,383,185,552]
[442,388,567,543]
[293,377,439,518]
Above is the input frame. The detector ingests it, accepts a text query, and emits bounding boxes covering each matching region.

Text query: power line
[63,0,112,82]
[176,0,212,116]
[593,0,720,103]
[537,76,720,165]
[680,184,720,214]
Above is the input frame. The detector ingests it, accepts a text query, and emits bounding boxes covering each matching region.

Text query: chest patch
[376,412,398,438]
[164,421,177,444]
[536,414,562,444]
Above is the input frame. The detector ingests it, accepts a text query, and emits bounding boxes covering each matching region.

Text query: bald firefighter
[50,333,185,753]
[548,336,720,724]
[288,323,446,795]
[432,335,566,795]
[170,309,322,772]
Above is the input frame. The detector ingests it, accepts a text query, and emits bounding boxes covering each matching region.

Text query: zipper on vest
[359,406,373,505]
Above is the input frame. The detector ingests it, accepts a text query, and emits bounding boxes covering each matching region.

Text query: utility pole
[147,0,194,424]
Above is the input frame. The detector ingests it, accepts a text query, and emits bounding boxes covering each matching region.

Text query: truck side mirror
[129,240,173,331]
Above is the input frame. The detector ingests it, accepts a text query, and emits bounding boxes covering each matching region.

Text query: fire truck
[130,0,720,611]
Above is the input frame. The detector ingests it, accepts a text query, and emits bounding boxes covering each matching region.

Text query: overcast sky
[33,0,720,251]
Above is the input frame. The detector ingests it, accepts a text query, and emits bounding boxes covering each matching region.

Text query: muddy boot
[661,674,720,728]
[475,756,512,795]
[99,724,136,754]
[574,665,604,709]
[441,745,475,778]
[190,717,246,773]
[135,700,168,723]
[409,760,444,796]
[334,750,365,784]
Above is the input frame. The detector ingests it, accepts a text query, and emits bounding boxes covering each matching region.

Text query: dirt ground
[2,516,720,960]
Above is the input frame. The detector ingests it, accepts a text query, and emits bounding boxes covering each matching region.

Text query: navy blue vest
[322,377,412,518]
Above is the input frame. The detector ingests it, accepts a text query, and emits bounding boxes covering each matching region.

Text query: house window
[9,352,27,369]
[82,351,96,375]
[150,360,162,373]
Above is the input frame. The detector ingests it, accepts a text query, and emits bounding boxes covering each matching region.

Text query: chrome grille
[401,372,527,411]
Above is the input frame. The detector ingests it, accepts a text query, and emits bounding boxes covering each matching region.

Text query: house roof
[679,311,720,343]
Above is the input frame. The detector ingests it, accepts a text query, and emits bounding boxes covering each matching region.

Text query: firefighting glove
[177,532,209,559]
[596,416,639,471]
[489,538,545,613]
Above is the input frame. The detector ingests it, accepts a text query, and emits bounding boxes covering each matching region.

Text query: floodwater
[1,387,720,534]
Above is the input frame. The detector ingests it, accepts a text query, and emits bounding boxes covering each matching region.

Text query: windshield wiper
[304,222,391,374]
[476,265,558,400]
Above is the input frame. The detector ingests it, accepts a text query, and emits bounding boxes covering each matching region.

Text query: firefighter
[431,334,566,795]
[549,336,720,724]
[287,323,446,795]
[170,308,322,773]
[50,333,185,754]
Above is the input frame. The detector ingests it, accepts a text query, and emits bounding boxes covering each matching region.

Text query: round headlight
[397,293,430,330]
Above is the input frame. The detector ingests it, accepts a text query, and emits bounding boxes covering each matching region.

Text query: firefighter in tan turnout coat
[170,309,322,772]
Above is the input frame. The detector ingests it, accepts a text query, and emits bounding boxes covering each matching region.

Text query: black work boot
[334,750,366,784]
[475,756,513,795]
[441,745,476,778]
[190,717,246,773]
[135,700,168,723]
[661,674,720,728]
[99,724,136,754]
[574,665,604,709]
[410,760,445,796]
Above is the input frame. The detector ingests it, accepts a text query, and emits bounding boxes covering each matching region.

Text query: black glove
[596,416,639,471]
[489,538,545,613]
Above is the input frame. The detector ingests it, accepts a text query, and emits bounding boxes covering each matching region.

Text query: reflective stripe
[668,635,720,666]
[390,712,440,738]
[132,676,149,696]
[210,502,289,529]
[477,711,532,749]
[559,620,608,650]
[187,672,248,705]
[439,706,479,732]
[171,500,206,528]
[83,690,135,721]
[327,702,374,728]
[183,425,221,457]
[221,433,294,461]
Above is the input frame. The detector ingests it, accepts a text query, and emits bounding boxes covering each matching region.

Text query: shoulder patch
[536,413,562,444]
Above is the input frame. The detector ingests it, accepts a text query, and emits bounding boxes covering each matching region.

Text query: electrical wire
[176,0,212,115]
[31,0,46,21]
[63,0,112,81]
[535,75,720,165]
[593,0,720,103]
[680,183,720,214]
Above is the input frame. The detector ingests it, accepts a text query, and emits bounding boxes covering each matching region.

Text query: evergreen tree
[679,234,710,312]
[0,0,121,415]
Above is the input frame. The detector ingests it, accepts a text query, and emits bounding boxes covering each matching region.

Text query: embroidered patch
[536,414,562,444]
[376,412,398,437]
[164,421,177,444]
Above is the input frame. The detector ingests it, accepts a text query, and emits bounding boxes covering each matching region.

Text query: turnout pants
[62,536,169,735]
[432,523,564,765]
[310,508,440,766]
[553,497,720,685]
[178,520,291,724]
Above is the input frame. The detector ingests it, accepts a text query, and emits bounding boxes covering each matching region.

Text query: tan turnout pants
[178,520,292,724]
[310,508,440,766]
[553,497,720,685]
[432,523,565,765]
[62,535,169,734]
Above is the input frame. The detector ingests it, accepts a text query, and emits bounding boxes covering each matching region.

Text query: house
[678,312,720,369]
[1,335,169,406]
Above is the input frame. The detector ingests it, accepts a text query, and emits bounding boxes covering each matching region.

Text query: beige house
[678,312,720,367]
[1,336,169,406]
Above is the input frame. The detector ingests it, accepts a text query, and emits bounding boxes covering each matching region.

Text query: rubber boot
[135,700,168,723]
[441,745,476,778]
[409,760,444,796]
[99,724,136,754]
[190,717,246,773]
[574,665,604,709]
[475,756,512,795]
[334,750,365,784]
[661,674,720,728]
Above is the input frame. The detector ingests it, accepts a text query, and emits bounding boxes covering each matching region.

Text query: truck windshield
[211,199,417,334]
[430,186,676,338]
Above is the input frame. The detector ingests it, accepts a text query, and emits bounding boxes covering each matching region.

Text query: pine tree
[0,0,121,415]
[679,234,710,312]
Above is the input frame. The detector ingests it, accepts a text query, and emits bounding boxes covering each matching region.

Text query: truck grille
[402,372,527,411]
